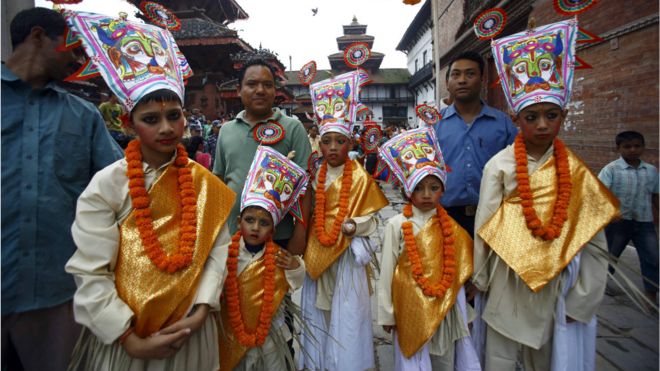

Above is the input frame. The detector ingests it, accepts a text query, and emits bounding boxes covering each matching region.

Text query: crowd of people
[1,7,657,371]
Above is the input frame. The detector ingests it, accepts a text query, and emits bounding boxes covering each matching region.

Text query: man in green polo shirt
[213,58,312,255]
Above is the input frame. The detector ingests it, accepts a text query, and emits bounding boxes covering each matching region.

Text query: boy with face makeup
[217,146,307,371]
[63,11,234,370]
[298,117,389,371]
[471,19,619,371]
[377,127,481,371]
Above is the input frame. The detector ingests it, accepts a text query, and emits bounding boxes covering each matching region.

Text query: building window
[390,87,396,99]
[423,51,427,66]
[415,59,418,72]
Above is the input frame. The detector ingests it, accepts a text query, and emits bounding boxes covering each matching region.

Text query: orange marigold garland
[314,159,354,246]
[125,139,197,273]
[402,203,456,298]
[224,231,277,347]
[513,133,572,241]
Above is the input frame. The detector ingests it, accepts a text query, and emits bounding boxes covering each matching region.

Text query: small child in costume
[298,117,389,371]
[217,146,307,371]
[63,11,234,371]
[377,127,481,371]
[472,19,619,371]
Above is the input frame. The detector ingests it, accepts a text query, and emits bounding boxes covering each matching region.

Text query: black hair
[186,136,204,159]
[10,7,67,49]
[446,51,484,83]
[237,58,276,87]
[615,131,645,146]
[129,89,182,119]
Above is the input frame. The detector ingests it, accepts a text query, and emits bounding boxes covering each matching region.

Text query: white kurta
[473,144,608,350]
[228,237,305,371]
[65,157,230,371]
[298,162,378,371]
[378,206,481,371]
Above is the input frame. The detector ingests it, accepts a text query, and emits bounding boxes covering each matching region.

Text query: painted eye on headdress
[402,151,414,161]
[265,173,276,183]
[423,146,434,155]
[539,59,552,71]
[334,101,345,113]
[514,62,527,74]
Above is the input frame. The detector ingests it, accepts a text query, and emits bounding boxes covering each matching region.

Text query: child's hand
[122,328,191,359]
[341,219,357,237]
[276,248,300,270]
[382,325,396,334]
[149,304,210,352]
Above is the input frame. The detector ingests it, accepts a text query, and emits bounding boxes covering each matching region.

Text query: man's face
[447,59,482,103]
[46,35,83,81]
[239,65,276,120]
[617,139,644,163]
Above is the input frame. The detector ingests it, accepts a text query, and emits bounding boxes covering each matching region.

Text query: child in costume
[472,19,619,371]
[63,11,234,371]
[298,117,389,371]
[217,146,307,371]
[377,127,481,371]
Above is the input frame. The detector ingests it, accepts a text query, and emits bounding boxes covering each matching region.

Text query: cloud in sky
[35,0,422,71]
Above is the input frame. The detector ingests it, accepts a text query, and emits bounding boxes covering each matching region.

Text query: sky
[35,0,422,71]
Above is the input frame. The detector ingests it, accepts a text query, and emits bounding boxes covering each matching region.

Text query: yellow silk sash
[218,257,290,371]
[116,161,234,337]
[478,149,619,292]
[392,216,473,358]
[304,160,389,279]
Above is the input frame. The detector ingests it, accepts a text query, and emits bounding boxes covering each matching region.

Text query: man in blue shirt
[1,8,122,371]
[434,51,517,236]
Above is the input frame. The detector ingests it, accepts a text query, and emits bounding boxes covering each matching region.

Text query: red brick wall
[529,0,659,171]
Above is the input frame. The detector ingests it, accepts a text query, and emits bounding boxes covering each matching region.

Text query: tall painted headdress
[491,19,577,114]
[61,10,191,112]
[378,127,447,198]
[241,146,309,226]
[310,70,361,132]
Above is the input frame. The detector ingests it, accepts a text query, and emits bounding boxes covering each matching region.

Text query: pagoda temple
[285,16,413,129]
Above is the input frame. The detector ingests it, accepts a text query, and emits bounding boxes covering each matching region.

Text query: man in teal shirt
[1,8,122,371]
[213,59,312,255]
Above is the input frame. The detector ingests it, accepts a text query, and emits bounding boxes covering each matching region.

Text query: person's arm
[565,231,608,323]
[212,131,226,182]
[503,112,518,145]
[286,190,310,255]
[472,158,505,292]
[652,167,658,224]
[90,110,123,171]
[377,217,401,332]
[191,224,230,311]
[286,121,314,255]
[597,165,613,189]
[65,169,134,345]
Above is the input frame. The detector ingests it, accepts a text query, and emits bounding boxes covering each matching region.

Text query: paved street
[366,183,659,371]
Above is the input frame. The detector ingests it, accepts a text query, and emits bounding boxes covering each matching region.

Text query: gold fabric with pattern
[304,160,389,279]
[116,161,234,337]
[479,149,619,292]
[392,216,473,358]
[218,256,290,371]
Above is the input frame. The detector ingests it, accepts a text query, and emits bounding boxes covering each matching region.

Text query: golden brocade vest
[392,215,473,358]
[115,161,234,337]
[218,256,290,371]
[478,149,619,292]
[304,160,389,279]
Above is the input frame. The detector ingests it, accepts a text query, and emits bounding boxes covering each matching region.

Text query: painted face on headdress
[492,19,577,114]
[310,71,360,123]
[95,19,174,82]
[241,146,309,225]
[388,131,439,178]
[250,155,298,209]
[503,32,564,97]
[378,127,447,198]
[63,11,189,112]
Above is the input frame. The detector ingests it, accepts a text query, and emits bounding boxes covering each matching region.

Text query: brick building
[432,0,658,170]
